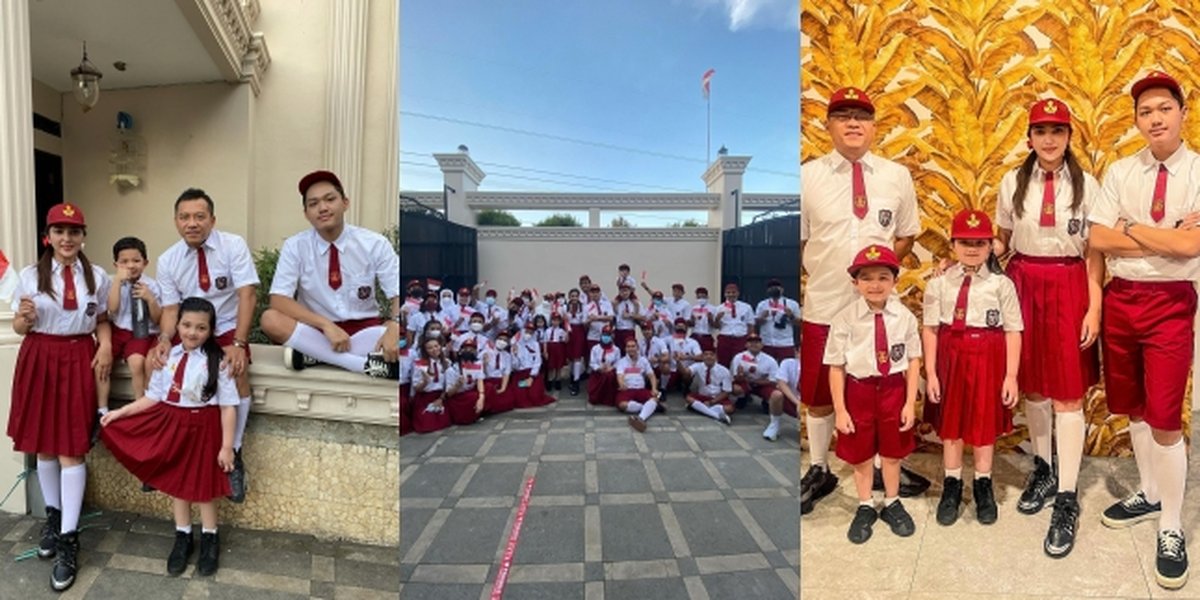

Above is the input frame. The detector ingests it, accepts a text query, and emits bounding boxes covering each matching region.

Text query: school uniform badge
[985,309,1001,328]
[878,209,893,227]
[358,286,372,300]
[1068,218,1081,236]
[85,301,97,317]
[215,276,229,290]
[890,343,905,362]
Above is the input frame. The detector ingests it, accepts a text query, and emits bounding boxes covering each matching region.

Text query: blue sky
[398,0,799,226]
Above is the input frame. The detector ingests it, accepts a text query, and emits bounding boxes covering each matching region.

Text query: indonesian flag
[0,250,17,305]
[426,277,442,292]
[701,69,715,99]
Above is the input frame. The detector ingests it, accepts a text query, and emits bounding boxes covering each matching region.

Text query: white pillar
[324,0,369,224]
[377,0,399,226]
[434,151,485,226]
[0,0,35,515]
[702,155,751,287]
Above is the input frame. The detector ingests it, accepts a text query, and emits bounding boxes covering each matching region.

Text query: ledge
[466,192,721,210]
[476,226,721,241]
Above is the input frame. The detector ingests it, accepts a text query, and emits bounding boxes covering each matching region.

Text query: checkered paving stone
[0,509,398,599]
[400,389,801,600]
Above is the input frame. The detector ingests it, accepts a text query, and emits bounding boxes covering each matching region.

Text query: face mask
[600,335,613,345]
[460,352,477,362]
[496,340,509,350]
[654,300,665,307]
[397,338,407,349]
[697,298,708,305]
[485,297,495,306]
[769,288,782,299]
[470,322,484,333]
[428,330,443,339]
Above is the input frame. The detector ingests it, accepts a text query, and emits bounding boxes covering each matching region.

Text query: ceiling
[29,0,223,92]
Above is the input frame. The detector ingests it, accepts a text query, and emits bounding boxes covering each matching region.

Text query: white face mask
[428,330,443,339]
[495,340,509,350]
[697,298,708,306]
[470,322,484,333]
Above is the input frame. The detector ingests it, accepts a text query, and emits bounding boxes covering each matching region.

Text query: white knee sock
[625,401,643,415]
[1128,420,1158,503]
[286,324,371,372]
[572,362,582,382]
[690,400,718,420]
[60,464,86,534]
[638,399,658,421]
[1055,409,1086,492]
[1153,438,1187,531]
[769,415,780,427]
[37,459,61,510]
[348,326,387,357]
[234,397,251,450]
[1026,399,1054,464]
[807,413,834,467]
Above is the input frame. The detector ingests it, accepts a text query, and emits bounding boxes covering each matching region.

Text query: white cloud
[686,0,799,32]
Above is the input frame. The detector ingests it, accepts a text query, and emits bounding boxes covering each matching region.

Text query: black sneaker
[1156,529,1189,589]
[283,346,319,371]
[1101,491,1161,529]
[38,507,60,559]
[847,505,877,544]
[800,464,839,516]
[227,449,246,503]
[1018,456,1057,515]
[879,500,915,537]
[167,530,194,576]
[974,477,998,525]
[569,381,580,396]
[937,477,963,526]
[898,465,931,497]
[197,532,220,577]
[50,530,79,592]
[364,352,399,379]
[1044,491,1079,558]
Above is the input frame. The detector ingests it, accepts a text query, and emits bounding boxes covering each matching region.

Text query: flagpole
[706,94,711,164]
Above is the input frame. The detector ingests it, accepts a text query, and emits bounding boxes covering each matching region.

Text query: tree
[610,216,632,228]
[476,209,521,226]
[670,219,703,228]
[535,213,582,227]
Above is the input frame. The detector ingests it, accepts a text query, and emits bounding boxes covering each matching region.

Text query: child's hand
[99,409,121,427]
[1002,376,1019,408]
[17,296,37,324]
[322,323,351,353]
[926,373,941,404]
[899,402,916,431]
[218,447,235,472]
[834,409,855,435]
[1080,309,1100,350]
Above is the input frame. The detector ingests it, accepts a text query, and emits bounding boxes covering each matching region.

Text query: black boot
[167,530,195,576]
[50,530,79,592]
[936,477,963,526]
[197,531,220,576]
[1018,456,1057,515]
[38,507,61,559]
[974,477,998,525]
[1045,491,1080,558]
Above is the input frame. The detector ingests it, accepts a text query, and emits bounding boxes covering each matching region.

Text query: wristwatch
[232,339,249,349]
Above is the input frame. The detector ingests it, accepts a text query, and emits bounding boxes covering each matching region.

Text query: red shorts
[617,388,654,408]
[763,344,794,364]
[733,379,776,401]
[1007,254,1099,399]
[834,373,913,465]
[111,326,154,361]
[691,333,715,353]
[1102,279,1196,431]
[337,317,384,337]
[687,393,734,413]
[717,335,747,368]
[800,321,832,408]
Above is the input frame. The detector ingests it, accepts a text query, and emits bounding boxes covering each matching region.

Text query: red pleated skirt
[546,341,568,370]
[483,378,514,414]
[512,369,555,408]
[101,402,231,502]
[398,384,412,436]
[927,326,1011,447]
[1006,254,1099,400]
[587,370,618,406]
[446,389,481,425]
[568,325,587,360]
[8,333,97,457]
[411,390,451,433]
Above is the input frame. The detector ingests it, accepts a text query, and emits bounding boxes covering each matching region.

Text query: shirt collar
[830,150,877,173]
[314,226,350,255]
[50,258,81,274]
[1140,144,1191,175]
[1032,161,1069,181]
[851,295,901,320]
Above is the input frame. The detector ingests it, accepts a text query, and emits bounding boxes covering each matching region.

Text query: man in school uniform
[260,170,402,380]
[755,278,801,363]
[688,287,716,352]
[150,188,259,503]
[729,333,780,410]
[687,347,733,424]
[713,283,754,367]
[1088,71,1200,589]
[800,86,927,509]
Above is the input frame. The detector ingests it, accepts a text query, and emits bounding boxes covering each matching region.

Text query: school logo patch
[85,302,97,317]
[878,209,893,227]
[890,343,905,362]
[215,276,229,290]
[358,286,372,300]
[1068,218,1082,236]
[985,309,1001,328]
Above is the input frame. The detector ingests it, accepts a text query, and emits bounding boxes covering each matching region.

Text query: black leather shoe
[847,505,877,544]
[879,500,916,537]
[50,530,79,592]
[898,465,931,497]
[974,477,998,525]
[1018,456,1057,515]
[1044,491,1079,558]
[38,507,60,559]
[197,532,220,576]
[800,464,838,516]
[937,477,963,526]
[167,530,194,576]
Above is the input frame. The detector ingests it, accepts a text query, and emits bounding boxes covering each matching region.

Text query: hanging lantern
[70,42,103,112]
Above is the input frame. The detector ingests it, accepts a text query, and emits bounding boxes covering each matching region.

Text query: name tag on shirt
[624,367,642,375]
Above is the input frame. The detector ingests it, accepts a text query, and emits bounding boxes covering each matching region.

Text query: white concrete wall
[476,228,722,299]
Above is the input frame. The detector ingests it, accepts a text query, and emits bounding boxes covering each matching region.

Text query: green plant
[535,213,582,227]
[477,209,521,226]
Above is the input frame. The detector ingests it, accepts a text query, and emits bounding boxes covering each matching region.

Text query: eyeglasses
[829,111,875,123]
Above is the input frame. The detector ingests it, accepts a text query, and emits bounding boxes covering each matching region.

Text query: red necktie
[852,161,868,219]
[328,245,342,290]
[1151,163,1167,223]
[166,352,189,403]
[494,352,500,370]
[727,302,735,318]
[430,362,438,380]
[1040,170,1056,227]
[62,264,78,310]
[952,273,972,332]
[705,366,711,385]
[874,312,890,375]
[197,247,211,291]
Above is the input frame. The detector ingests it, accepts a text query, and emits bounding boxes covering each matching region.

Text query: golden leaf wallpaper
[801,0,1200,455]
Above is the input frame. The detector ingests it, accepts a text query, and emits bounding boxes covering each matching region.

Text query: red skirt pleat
[8,333,97,457]
[546,341,568,370]
[446,390,481,425]
[568,325,587,360]
[411,390,451,433]
[930,326,1011,447]
[483,378,514,414]
[1006,255,1099,400]
[587,370,618,406]
[512,369,555,408]
[101,402,231,502]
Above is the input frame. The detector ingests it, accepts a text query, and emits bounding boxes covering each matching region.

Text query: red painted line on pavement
[490,476,536,600]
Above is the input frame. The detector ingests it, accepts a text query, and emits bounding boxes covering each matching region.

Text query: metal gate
[720,214,800,306]
[399,208,478,292]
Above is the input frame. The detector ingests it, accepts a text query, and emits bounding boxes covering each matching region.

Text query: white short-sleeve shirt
[666,335,703,370]
[589,342,621,370]
[716,301,755,336]
[922,266,1024,332]
[11,261,111,336]
[615,355,654,389]
[585,299,615,341]
[111,276,162,334]
[269,225,399,323]
[823,297,922,379]
[689,301,716,335]
[755,297,800,347]
[995,165,1097,258]
[689,362,733,398]
[776,358,800,394]
[730,350,779,384]
[145,344,239,407]
[156,230,259,335]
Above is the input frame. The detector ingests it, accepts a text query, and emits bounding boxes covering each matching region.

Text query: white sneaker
[762,421,780,441]
[718,410,732,426]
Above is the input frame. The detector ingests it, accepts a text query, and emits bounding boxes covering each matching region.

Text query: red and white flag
[0,249,17,304]
[701,69,715,99]
[426,277,442,292]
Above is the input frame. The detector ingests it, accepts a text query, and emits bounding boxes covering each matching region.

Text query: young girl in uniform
[994,98,1102,558]
[544,313,570,392]
[9,203,112,592]
[481,331,514,414]
[445,338,485,425]
[689,287,715,353]
[397,312,415,436]
[613,284,640,353]
[410,338,453,434]
[513,321,555,408]
[566,288,588,395]
[100,297,235,577]
[587,326,621,406]
[923,209,1023,527]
